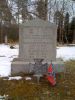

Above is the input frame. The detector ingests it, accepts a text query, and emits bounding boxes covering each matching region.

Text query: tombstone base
[11,58,34,75]
[11,58,65,75]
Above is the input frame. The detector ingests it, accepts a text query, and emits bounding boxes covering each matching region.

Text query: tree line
[0,0,75,44]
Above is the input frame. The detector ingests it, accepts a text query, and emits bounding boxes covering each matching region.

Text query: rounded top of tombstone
[20,18,57,28]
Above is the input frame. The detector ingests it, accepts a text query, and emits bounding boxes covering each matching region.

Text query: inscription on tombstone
[19,19,57,62]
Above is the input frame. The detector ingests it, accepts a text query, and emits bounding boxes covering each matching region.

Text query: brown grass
[0,60,75,100]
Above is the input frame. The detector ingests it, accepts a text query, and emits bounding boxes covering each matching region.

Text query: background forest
[0,0,75,44]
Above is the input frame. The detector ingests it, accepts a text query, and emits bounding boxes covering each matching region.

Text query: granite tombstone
[11,18,64,75]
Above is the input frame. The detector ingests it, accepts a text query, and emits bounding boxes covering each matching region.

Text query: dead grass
[0,60,75,100]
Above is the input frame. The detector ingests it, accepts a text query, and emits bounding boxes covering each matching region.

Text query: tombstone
[11,18,64,75]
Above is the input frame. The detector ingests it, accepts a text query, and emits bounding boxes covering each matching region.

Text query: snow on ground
[0,44,18,77]
[0,44,75,77]
[56,46,75,61]
[8,76,22,80]
[25,77,32,80]
[8,76,32,80]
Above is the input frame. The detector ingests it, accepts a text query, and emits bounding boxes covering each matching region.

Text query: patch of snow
[0,44,18,77]
[8,76,22,80]
[56,46,75,61]
[67,44,75,46]
[13,44,19,49]
[0,95,8,99]
[25,77,32,80]
[0,61,11,77]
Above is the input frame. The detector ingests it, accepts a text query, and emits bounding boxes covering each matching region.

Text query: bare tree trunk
[73,30,75,43]
[45,0,48,20]
[48,0,51,21]
[5,35,8,44]
[0,19,3,43]
[72,2,75,16]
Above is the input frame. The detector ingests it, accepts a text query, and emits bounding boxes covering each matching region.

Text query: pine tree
[64,12,69,43]
[70,17,75,43]
[0,0,12,43]
[36,0,48,20]
[54,11,64,43]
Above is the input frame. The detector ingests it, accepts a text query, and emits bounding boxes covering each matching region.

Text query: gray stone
[11,61,34,74]
[19,18,57,62]
[11,18,64,75]
[33,59,48,74]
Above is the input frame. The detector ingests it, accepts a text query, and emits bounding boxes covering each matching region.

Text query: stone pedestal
[11,59,65,75]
